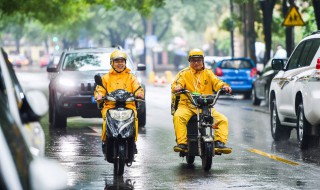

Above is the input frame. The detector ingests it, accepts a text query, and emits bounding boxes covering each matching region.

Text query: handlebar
[174,88,232,107]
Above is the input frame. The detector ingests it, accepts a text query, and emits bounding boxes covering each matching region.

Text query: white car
[0,48,67,190]
[269,31,320,149]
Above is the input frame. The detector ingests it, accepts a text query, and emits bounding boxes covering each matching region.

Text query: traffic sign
[283,6,305,26]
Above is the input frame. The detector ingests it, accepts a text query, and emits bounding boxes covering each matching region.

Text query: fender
[202,135,213,143]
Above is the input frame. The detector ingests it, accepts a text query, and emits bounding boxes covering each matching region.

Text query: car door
[276,41,306,117]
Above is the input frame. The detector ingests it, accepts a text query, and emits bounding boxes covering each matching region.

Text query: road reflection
[104,176,135,190]
[271,140,320,165]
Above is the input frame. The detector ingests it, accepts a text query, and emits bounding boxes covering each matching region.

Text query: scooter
[174,88,229,171]
[94,74,143,176]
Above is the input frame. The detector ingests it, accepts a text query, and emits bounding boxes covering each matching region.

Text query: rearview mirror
[47,66,58,73]
[94,74,103,86]
[271,59,285,70]
[25,90,48,117]
[137,63,146,71]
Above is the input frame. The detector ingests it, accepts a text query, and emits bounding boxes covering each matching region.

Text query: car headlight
[58,78,76,88]
[109,109,133,121]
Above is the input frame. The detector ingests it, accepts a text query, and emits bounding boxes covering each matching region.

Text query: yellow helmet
[188,48,204,61]
[110,50,127,65]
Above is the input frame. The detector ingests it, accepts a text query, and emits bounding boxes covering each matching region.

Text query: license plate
[91,96,96,103]
[231,81,244,85]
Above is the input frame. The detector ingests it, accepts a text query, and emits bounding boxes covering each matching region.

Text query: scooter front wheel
[201,142,213,171]
[186,155,195,165]
[114,143,125,176]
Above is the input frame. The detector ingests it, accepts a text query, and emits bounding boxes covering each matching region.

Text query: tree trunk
[247,0,256,63]
[313,0,320,30]
[259,0,276,65]
[243,3,247,57]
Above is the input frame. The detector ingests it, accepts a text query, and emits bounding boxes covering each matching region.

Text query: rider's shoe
[214,141,232,154]
[173,144,188,152]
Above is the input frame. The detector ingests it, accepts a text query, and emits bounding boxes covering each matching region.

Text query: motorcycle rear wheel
[114,143,125,176]
[201,142,213,171]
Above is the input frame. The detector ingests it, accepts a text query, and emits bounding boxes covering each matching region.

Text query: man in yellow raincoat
[171,48,232,154]
[94,50,144,154]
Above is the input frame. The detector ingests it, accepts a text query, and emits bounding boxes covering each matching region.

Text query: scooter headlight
[109,110,133,121]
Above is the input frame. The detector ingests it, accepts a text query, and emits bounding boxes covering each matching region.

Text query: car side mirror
[271,59,285,70]
[257,70,262,76]
[94,74,103,86]
[137,63,146,71]
[47,65,58,72]
[21,90,48,123]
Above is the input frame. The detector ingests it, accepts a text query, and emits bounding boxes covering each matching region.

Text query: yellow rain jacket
[94,67,144,142]
[171,66,230,144]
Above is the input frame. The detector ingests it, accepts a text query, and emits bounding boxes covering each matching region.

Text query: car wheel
[270,98,291,141]
[297,102,310,149]
[51,94,67,128]
[251,88,261,106]
[137,101,146,127]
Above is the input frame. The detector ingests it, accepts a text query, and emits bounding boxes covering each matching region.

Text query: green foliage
[221,17,235,31]
[301,5,318,37]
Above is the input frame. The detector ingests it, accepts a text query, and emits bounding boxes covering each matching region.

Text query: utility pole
[283,0,295,56]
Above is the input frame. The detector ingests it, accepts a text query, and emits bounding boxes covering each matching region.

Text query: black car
[251,60,281,106]
[47,47,146,128]
[0,48,67,190]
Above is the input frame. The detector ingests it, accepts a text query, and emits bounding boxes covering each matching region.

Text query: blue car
[211,57,257,99]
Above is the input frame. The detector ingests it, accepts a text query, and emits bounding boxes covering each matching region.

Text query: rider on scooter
[171,48,232,154]
[94,50,144,154]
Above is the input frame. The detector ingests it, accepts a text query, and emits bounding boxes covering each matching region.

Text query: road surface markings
[249,148,299,166]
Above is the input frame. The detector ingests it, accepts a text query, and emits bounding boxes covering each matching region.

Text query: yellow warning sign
[283,6,305,26]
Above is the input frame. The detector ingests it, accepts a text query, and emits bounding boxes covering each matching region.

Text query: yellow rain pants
[173,105,228,145]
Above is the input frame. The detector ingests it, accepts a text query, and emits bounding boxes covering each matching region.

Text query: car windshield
[62,52,134,71]
[220,59,252,69]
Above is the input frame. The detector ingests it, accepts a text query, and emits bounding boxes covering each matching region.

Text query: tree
[259,0,276,65]
[313,0,320,29]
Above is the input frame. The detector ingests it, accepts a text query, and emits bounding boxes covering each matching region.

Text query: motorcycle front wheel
[114,143,125,176]
[201,142,213,171]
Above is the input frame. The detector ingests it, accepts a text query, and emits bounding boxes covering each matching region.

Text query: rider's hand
[174,86,182,92]
[136,93,144,99]
[222,85,232,93]
[95,94,103,101]
[212,124,219,129]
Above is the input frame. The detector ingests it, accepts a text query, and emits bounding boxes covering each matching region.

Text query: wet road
[17,69,320,190]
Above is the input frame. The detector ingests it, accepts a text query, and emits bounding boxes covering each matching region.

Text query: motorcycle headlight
[109,109,133,121]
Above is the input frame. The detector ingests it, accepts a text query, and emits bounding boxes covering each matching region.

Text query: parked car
[39,54,51,68]
[251,59,282,106]
[0,48,67,190]
[204,56,231,70]
[8,54,30,67]
[269,31,320,149]
[47,47,146,128]
[213,57,257,99]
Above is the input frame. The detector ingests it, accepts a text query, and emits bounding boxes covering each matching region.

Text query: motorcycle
[94,74,143,176]
[174,88,229,171]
